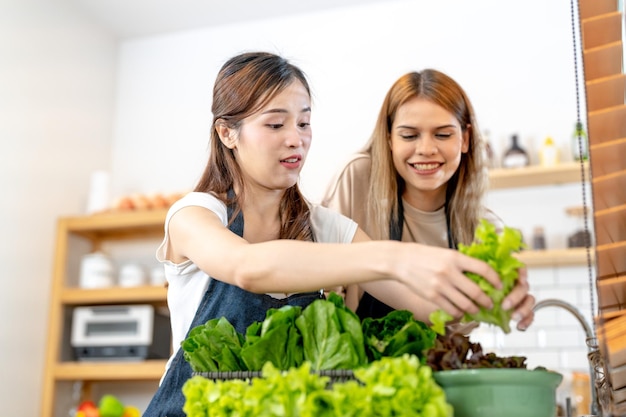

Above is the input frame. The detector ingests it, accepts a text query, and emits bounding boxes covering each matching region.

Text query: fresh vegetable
[76,401,99,417]
[121,406,141,417]
[428,310,454,336]
[425,332,527,371]
[296,292,367,370]
[362,309,436,362]
[183,293,371,372]
[346,354,452,417]
[183,293,437,373]
[241,305,304,371]
[457,219,525,333]
[98,395,125,417]
[181,316,245,372]
[182,355,452,417]
[75,396,139,417]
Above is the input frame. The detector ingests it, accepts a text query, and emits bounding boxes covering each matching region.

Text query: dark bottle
[532,226,546,250]
[501,134,530,168]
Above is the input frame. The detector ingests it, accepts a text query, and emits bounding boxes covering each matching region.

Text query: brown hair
[194,52,313,241]
[363,69,487,245]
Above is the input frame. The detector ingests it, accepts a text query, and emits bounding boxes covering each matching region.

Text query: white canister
[150,266,166,286]
[79,252,114,288]
[118,263,147,287]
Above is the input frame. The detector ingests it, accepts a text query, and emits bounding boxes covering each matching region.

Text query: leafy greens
[456,219,525,333]
[182,355,453,417]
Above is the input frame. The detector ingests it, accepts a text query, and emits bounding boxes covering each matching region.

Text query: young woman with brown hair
[322,69,534,327]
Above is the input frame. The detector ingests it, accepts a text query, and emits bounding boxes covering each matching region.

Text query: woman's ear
[215,120,237,149]
[462,124,471,153]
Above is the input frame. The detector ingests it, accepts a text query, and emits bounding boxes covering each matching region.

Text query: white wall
[0,1,117,416]
[109,0,580,203]
[3,0,596,414]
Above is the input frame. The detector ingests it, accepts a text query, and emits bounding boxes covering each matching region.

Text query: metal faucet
[533,298,601,416]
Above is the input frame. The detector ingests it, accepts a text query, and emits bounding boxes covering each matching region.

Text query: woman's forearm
[230,239,402,294]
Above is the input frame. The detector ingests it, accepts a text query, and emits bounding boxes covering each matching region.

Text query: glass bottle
[572,122,589,161]
[532,226,546,250]
[501,134,530,168]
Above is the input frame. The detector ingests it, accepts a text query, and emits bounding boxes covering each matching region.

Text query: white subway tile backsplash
[528,267,558,287]
[560,348,592,370]
[499,328,539,349]
[537,287,579,303]
[556,266,595,285]
[538,329,548,348]
[534,308,560,326]
[524,350,563,371]
[545,329,586,348]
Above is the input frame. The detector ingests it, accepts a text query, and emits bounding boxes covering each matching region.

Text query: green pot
[433,368,563,417]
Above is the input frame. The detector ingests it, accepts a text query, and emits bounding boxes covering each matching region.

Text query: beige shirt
[322,153,448,247]
[322,152,502,243]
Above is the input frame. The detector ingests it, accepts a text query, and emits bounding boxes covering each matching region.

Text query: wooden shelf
[61,209,168,240]
[516,248,594,267]
[60,286,168,305]
[488,162,590,190]
[42,209,173,416]
[54,360,167,381]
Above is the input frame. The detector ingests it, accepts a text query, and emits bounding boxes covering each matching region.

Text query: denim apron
[143,202,323,417]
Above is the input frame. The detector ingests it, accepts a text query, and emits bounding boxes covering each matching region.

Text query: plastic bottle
[501,134,530,168]
[572,122,589,161]
[539,136,559,167]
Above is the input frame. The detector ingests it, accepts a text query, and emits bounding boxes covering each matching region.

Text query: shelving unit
[517,248,593,267]
[40,209,169,417]
[488,162,593,266]
[488,161,590,190]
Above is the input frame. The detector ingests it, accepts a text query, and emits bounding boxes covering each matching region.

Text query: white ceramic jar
[118,263,147,287]
[79,252,114,288]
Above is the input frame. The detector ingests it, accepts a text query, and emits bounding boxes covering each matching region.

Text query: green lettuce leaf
[362,310,436,362]
[296,294,367,371]
[181,316,245,372]
[457,219,525,333]
[240,305,303,370]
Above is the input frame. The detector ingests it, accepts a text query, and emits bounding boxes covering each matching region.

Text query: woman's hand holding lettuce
[431,219,526,334]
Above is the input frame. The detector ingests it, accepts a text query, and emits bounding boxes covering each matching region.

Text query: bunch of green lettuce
[181,355,452,417]
[457,219,525,333]
[182,293,367,372]
[241,305,304,371]
[182,362,328,417]
[296,292,367,370]
[362,310,436,362]
[181,317,245,372]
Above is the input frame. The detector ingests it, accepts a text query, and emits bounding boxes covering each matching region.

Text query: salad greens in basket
[182,292,435,373]
[182,354,452,417]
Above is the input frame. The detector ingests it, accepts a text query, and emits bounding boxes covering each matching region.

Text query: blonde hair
[362,70,488,245]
